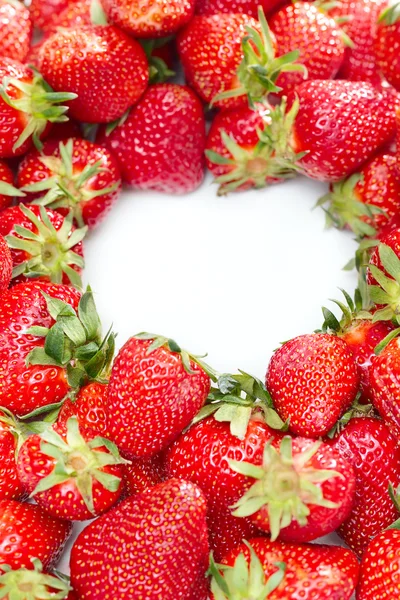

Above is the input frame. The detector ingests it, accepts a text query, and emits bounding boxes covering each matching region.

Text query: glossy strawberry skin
[0,499,72,570]
[29,0,78,31]
[107,337,211,458]
[0,0,32,63]
[328,417,400,557]
[123,455,165,496]
[369,337,400,439]
[98,84,206,194]
[70,479,209,600]
[38,25,149,123]
[177,13,263,110]
[0,281,81,416]
[0,160,16,210]
[0,235,12,295]
[100,0,196,38]
[0,411,24,501]
[291,80,396,181]
[357,529,400,598]
[57,382,109,436]
[375,17,400,92]
[266,333,360,438]
[48,0,91,30]
[214,537,359,600]
[195,0,285,17]
[269,3,345,95]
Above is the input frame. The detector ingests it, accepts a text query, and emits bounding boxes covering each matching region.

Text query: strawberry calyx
[229,436,341,540]
[209,544,286,600]
[321,287,372,336]
[30,417,128,514]
[0,181,25,199]
[212,7,306,106]
[5,205,87,288]
[326,398,375,438]
[140,38,176,84]
[379,2,400,25]
[0,559,71,600]
[368,243,400,324]
[0,74,77,152]
[0,406,28,452]
[22,139,121,228]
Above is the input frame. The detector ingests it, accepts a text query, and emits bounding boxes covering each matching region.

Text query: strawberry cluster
[0,0,399,598]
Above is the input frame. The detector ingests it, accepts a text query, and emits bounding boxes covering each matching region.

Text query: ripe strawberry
[0,0,32,63]
[107,334,211,457]
[37,25,149,123]
[266,333,359,437]
[375,3,400,91]
[100,0,195,38]
[29,0,78,31]
[48,0,91,30]
[45,120,82,143]
[0,159,23,210]
[17,138,122,229]
[366,235,400,320]
[0,58,76,158]
[357,526,400,598]
[123,455,165,496]
[0,409,24,501]
[98,84,206,194]
[0,235,12,294]
[290,80,396,181]
[0,499,72,570]
[369,338,400,438]
[210,538,359,600]
[195,0,285,17]
[0,559,73,600]
[57,382,109,436]
[70,479,209,600]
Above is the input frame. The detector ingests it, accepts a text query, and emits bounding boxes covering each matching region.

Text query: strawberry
[0,409,24,501]
[0,159,23,210]
[0,58,76,158]
[195,0,285,17]
[17,417,127,521]
[123,455,165,496]
[357,526,400,598]
[317,151,400,238]
[366,235,400,320]
[107,333,211,457]
[100,0,196,38]
[98,84,206,194]
[17,138,122,229]
[266,333,360,437]
[375,3,400,91]
[0,559,73,600]
[57,382,109,436]
[48,0,92,30]
[70,479,209,600]
[37,25,149,123]
[0,499,72,570]
[0,235,12,294]
[289,80,397,181]
[210,537,359,600]
[45,120,82,143]
[369,338,400,438]
[0,205,86,288]
[0,0,32,63]
[269,2,345,96]
[29,0,79,31]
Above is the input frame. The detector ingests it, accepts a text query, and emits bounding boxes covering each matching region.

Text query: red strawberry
[17,138,122,229]
[269,2,345,95]
[357,526,400,598]
[123,455,165,496]
[0,159,23,210]
[38,25,149,123]
[100,0,196,38]
[266,333,360,437]
[366,234,400,319]
[48,0,91,30]
[0,205,86,288]
[70,479,209,600]
[195,0,285,17]
[0,409,24,501]
[290,80,396,181]
[0,235,12,294]
[0,58,76,158]
[29,0,78,31]
[45,120,82,143]
[369,338,400,438]
[98,84,206,194]
[0,0,32,63]
[57,382,109,436]
[17,417,127,521]
[0,559,73,599]
[375,3,400,91]
[107,334,211,457]
[210,537,359,600]
[0,499,72,570]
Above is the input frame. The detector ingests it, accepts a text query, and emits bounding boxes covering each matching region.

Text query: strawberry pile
[0,0,399,598]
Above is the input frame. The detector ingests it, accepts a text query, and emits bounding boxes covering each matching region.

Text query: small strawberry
[57,382,109,436]
[0,408,24,501]
[266,333,360,438]
[0,559,73,600]
[195,0,285,17]
[100,0,195,38]
[123,455,165,496]
[48,0,92,30]
[0,499,72,570]
[29,0,78,31]
[0,159,24,210]
[210,538,359,600]
[98,83,206,194]
[357,525,400,599]
[17,138,122,229]
[70,479,209,600]
[0,58,76,158]
[375,3,400,91]
[0,235,12,294]
[37,25,149,123]
[107,333,211,457]
[0,0,32,63]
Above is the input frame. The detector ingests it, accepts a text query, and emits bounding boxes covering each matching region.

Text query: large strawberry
[57,382,109,436]
[0,58,76,158]
[0,235,12,294]
[98,83,206,194]
[375,3,400,91]
[0,499,72,570]
[70,479,209,600]
[0,559,74,600]
[357,525,400,599]
[369,338,400,438]
[37,25,149,123]
[100,0,195,38]
[107,333,211,457]
[266,333,359,437]
[210,538,359,600]
[0,409,24,501]
[0,0,32,63]
[17,138,122,229]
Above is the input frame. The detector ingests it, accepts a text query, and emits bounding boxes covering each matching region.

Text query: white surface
[59,173,359,586]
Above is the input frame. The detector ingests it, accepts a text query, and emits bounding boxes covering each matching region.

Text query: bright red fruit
[195,0,284,17]
[266,333,359,437]
[57,382,109,436]
[0,160,20,210]
[38,26,149,123]
[100,0,195,38]
[98,84,206,194]
[0,409,24,501]
[0,235,12,294]
[366,232,400,315]
[107,334,211,457]
[29,0,78,31]
[123,455,165,496]
[70,479,209,600]
[48,0,91,30]
[370,338,400,439]
[17,138,122,229]
[0,0,32,63]
[0,499,72,570]
[375,3,400,91]
[357,527,400,598]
